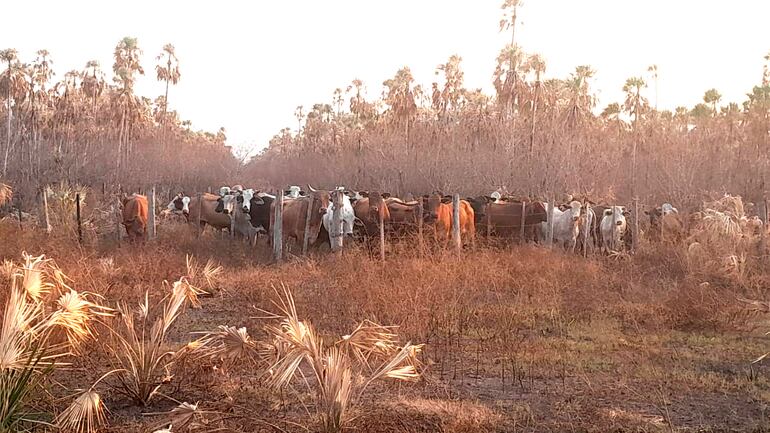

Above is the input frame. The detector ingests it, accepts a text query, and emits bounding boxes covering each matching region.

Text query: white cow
[232,205,258,246]
[237,188,256,212]
[323,191,355,238]
[539,200,582,252]
[285,186,302,198]
[661,203,678,215]
[166,194,190,214]
[600,206,628,253]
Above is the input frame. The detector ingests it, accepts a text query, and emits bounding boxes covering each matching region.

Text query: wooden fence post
[546,198,555,247]
[632,198,639,254]
[196,194,203,238]
[17,199,23,232]
[330,189,344,252]
[486,202,492,240]
[43,187,51,235]
[273,190,283,262]
[452,194,461,253]
[302,194,314,255]
[115,197,122,245]
[610,205,618,251]
[379,203,386,261]
[519,201,526,242]
[76,193,82,244]
[148,186,156,240]
[417,200,424,257]
[583,203,591,258]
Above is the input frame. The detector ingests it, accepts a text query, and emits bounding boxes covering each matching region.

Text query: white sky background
[2,1,768,155]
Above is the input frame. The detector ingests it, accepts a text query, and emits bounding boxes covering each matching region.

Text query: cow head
[604,206,627,227]
[645,207,664,227]
[219,186,231,197]
[285,185,302,198]
[167,194,191,215]
[567,200,582,222]
[422,193,451,222]
[215,194,237,215]
[237,189,262,212]
[366,191,391,224]
[466,196,495,223]
[307,184,330,215]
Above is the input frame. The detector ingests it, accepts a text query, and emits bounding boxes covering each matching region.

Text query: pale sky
[2,1,768,155]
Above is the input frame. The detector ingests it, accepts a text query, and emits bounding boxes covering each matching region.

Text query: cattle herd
[119,185,767,256]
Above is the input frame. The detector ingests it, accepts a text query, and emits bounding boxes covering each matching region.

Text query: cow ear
[441,197,453,204]
[381,193,391,199]
[359,191,369,198]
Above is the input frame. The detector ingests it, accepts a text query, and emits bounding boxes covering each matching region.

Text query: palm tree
[295,105,304,135]
[622,76,648,210]
[601,102,623,134]
[383,67,419,143]
[525,54,545,174]
[492,44,525,119]
[703,88,721,115]
[155,44,181,132]
[622,77,648,127]
[27,50,53,178]
[82,60,105,116]
[647,65,658,111]
[0,49,29,178]
[435,55,465,120]
[499,0,522,121]
[112,37,144,173]
[565,65,595,126]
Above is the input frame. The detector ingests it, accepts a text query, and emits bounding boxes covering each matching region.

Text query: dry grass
[0,229,768,432]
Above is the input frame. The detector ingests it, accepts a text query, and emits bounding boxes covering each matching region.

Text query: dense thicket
[0,38,239,199]
[245,3,770,209]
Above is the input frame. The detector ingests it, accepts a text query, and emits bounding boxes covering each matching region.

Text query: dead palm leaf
[192,325,260,364]
[55,389,108,433]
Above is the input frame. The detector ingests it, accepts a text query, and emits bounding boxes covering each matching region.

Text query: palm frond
[55,389,108,433]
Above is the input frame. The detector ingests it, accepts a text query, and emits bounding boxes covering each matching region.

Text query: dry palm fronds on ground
[0,253,111,433]
[191,284,423,433]
[107,275,205,406]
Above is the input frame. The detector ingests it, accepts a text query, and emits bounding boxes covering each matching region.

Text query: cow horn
[307,184,317,192]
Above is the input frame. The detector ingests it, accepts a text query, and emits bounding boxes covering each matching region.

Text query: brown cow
[186,193,236,233]
[646,206,686,243]
[352,191,391,237]
[272,185,330,246]
[422,194,475,246]
[385,197,421,234]
[475,200,547,241]
[121,194,148,242]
